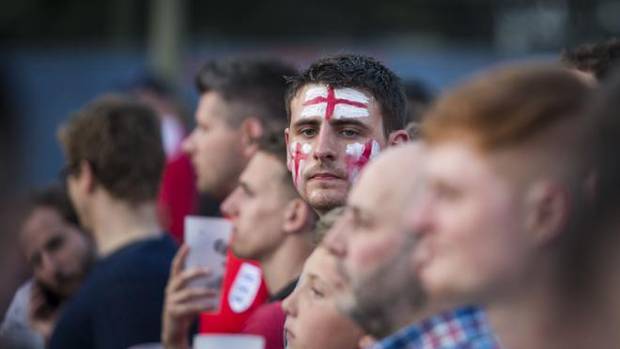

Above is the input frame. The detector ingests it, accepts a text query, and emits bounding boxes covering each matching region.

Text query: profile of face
[221,152,293,260]
[285,84,388,214]
[20,206,94,298]
[283,246,364,349]
[407,142,529,304]
[325,145,427,337]
[182,91,247,198]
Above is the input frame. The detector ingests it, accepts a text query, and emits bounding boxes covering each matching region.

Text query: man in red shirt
[161,58,297,348]
[173,136,316,349]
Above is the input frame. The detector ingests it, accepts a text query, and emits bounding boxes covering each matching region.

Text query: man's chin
[306,191,347,214]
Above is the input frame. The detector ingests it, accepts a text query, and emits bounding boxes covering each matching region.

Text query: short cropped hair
[195,58,297,137]
[256,130,297,198]
[285,54,407,136]
[561,38,620,81]
[422,64,592,151]
[59,95,165,205]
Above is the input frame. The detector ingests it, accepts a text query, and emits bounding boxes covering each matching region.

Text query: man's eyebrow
[329,118,371,130]
[292,118,320,129]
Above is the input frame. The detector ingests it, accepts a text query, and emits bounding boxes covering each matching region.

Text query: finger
[167,267,211,293]
[168,300,217,318]
[168,287,217,305]
[170,244,190,277]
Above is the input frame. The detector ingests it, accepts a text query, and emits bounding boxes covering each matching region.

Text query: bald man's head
[325,143,428,337]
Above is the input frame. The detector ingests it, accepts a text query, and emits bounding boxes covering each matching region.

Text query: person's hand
[28,282,59,342]
[162,244,218,349]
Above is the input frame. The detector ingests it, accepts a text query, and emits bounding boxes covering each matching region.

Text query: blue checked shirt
[372,306,500,349]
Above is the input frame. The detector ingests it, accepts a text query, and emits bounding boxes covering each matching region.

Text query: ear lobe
[282,198,311,234]
[240,118,264,157]
[525,182,570,246]
[387,130,410,146]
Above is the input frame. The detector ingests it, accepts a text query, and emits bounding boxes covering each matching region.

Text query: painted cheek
[289,142,313,186]
[344,140,381,182]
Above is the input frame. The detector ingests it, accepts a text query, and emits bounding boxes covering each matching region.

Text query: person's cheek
[344,140,381,182]
[289,141,312,187]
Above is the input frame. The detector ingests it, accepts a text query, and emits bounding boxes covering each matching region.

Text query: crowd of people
[1,37,620,349]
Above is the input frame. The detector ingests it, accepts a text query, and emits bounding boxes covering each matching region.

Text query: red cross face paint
[287,84,387,214]
[345,140,381,182]
[301,85,370,121]
[288,141,313,186]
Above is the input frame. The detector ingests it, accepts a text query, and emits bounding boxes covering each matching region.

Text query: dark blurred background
[0,0,618,312]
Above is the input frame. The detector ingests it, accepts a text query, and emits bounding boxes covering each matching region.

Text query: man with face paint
[284,54,410,216]
[323,144,498,349]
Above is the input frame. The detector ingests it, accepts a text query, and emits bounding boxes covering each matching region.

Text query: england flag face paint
[288,141,313,186]
[345,140,381,182]
[300,85,370,121]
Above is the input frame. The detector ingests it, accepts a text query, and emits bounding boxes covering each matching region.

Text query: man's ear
[77,160,97,194]
[240,117,264,157]
[387,129,410,146]
[282,198,312,234]
[524,181,570,246]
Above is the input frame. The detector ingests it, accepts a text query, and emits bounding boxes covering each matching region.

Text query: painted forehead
[298,84,372,121]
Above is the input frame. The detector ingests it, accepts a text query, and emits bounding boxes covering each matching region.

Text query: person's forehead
[305,247,339,283]
[290,83,379,120]
[20,207,66,249]
[196,92,230,122]
[427,141,495,184]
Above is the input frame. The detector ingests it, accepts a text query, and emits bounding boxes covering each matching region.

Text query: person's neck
[486,255,600,348]
[260,235,313,295]
[89,195,161,257]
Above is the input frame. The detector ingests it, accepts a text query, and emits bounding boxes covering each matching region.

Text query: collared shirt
[372,306,500,349]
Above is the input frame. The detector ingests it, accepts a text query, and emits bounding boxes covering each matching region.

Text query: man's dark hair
[561,38,620,81]
[59,95,165,205]
[285,54,407,136]
[28,184,80,226]
[195,57,297,138]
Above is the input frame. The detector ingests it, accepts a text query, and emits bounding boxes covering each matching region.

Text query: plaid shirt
[372,306,499,349]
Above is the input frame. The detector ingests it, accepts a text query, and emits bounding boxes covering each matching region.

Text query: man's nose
[181,130,196,154]
[313,125,337,162]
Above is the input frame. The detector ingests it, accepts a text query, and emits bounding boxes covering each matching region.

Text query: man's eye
[300,128,317,137]
[310,287,325,299]
[340,129,359,137]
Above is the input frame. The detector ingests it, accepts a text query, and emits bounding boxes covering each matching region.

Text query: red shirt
[199,251,269,333]
[157,152,197,242]
[242,302,286,349]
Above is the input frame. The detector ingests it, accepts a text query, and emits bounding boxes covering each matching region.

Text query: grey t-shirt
[0,280,45,349]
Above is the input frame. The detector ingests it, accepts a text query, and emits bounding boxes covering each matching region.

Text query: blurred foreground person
[282,241,364,349]
[410,64,595,348]
[0,185,95,348]
[325,144,497,349]
[165,136,316,349]
[49,96,176,349]
[162,58,297,346]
